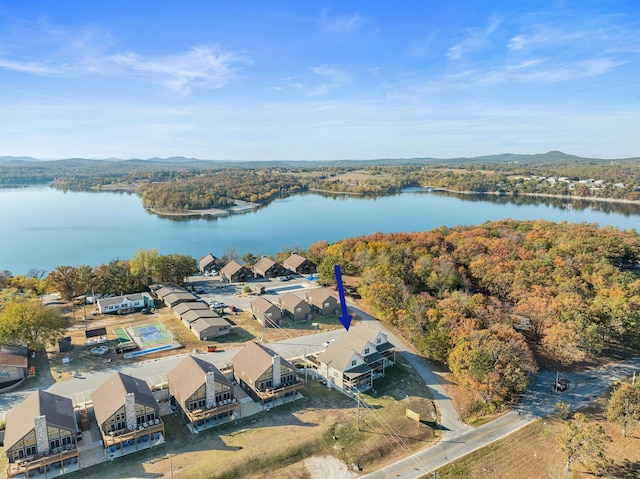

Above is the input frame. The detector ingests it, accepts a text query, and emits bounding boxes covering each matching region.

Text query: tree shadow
[607,459,640,479]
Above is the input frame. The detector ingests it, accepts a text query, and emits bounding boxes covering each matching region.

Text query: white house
[96,293,153,315]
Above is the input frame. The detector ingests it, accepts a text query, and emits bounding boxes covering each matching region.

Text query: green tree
[45,266,80,301]
[0,299,68,350]
[103,259,131,294]
[607,381,640,438]
[129,249,159,287]
[560,412,611,478]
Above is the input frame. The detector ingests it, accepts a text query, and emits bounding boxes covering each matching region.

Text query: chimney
[272,354,281,388]
[205,371,216,408]
[125,392,137,430]
[34,415,50,455]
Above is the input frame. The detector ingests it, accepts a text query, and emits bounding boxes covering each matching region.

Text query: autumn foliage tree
[607,381,640,438]
[0,299,68,350]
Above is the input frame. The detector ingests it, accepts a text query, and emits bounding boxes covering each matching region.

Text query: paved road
[3,284,640,479]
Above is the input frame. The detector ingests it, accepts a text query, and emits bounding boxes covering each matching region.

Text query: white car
[210,301,226,309]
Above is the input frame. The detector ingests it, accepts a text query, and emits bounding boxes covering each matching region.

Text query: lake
[2,186,640,275]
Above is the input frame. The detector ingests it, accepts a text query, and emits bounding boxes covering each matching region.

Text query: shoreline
[430,188,640,206]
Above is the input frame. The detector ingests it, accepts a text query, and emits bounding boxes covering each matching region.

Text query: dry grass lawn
[434,395,640,479]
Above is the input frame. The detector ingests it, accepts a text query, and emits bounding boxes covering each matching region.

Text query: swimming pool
[123,343,178,359]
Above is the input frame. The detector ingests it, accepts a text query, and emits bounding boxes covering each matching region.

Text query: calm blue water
[1,186,639,275]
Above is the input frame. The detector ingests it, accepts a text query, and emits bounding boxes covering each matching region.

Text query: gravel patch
[304,455,359,479]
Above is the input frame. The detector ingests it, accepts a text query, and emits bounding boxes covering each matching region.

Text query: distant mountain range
[0,151,637,168]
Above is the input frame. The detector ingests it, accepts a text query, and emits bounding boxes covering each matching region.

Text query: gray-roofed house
[199,253,223,274]
[283,253,316,275]
[168,355,239,432]
[154,284,186,300]
[232,342,303,407]
[250,297,282,327]
[179,310,232,340]
[0,345,28,388]
[220,261,254,283]
[162,291,198,309]
[96,292,153,315]
[252,257,288,278]
[91,372,164,456]
[4,390,80,478]
[279,292,311,322]
[315,326,395,396]
[305,288,339,316]
[172,301,210,318]
[349,323,396,370]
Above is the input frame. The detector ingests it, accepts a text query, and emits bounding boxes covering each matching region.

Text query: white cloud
[288,66,351,97]
[319,11,366,33]
[447,17,501,60]
[111,46,248,94]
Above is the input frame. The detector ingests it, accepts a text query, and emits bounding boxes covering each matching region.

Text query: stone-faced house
[250,297,282,327]
[232,342,303,407]
[199,253,223,274]
[283,253,316,275]
[279,292,311,323]
[96,293,153,315]
[91,372,164,455]
[304,288,339,316]
[220,261,254,283]
[4,390,80,478]
[252,257,288,278]
[168,355,239,432]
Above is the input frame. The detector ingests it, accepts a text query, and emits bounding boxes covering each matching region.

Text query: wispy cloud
[111,46,248,94]
[319,10,366,33]
[0,20,248,94]
[288,66,351,97]
[447,17,501,60]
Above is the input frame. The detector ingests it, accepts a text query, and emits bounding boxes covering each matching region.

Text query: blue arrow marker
[334,265,352,331]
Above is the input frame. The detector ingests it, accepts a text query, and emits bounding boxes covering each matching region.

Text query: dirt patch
[305,456,358,479]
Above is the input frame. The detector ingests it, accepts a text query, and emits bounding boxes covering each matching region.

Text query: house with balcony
[4,390,80,478]
[91,372,164,459]
[232,342,303,408]
[168,355,240,432]
[315,325,395,396]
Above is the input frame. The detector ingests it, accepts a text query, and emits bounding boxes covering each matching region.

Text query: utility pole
[356,391,360,431]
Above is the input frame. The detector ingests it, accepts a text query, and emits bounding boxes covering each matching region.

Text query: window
[26,446,37,456]
[364,348,370,354]
[351,360,356,366]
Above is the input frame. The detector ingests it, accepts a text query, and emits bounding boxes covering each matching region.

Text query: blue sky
[0,1,638,161]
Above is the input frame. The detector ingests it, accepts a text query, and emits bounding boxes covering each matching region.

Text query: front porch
[6,448,80,479]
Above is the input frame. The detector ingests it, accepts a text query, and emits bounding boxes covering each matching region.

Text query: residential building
[315,324,395,396]
[199,253,223,273]
[0,345,29,388]
[168,355,239,432]
[4,390,79,478]
[96,293,153,315]
[250,297,282,327]
[279,292,311,322]
[282,253,316,275]
[252,257,288,278]
[91,372,164,456]
[305,288,339,316]
[220,261,254,283]
[232,342,303,407]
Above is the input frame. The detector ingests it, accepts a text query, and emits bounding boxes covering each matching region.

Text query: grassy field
[432,394,640,479]
[53,357,436,479]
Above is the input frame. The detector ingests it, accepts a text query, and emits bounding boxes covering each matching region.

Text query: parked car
[276,276,290,282]
[210,301,226,309]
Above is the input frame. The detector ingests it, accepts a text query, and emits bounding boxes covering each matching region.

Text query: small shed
[58,336,73,352]
[85,327,108,345]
